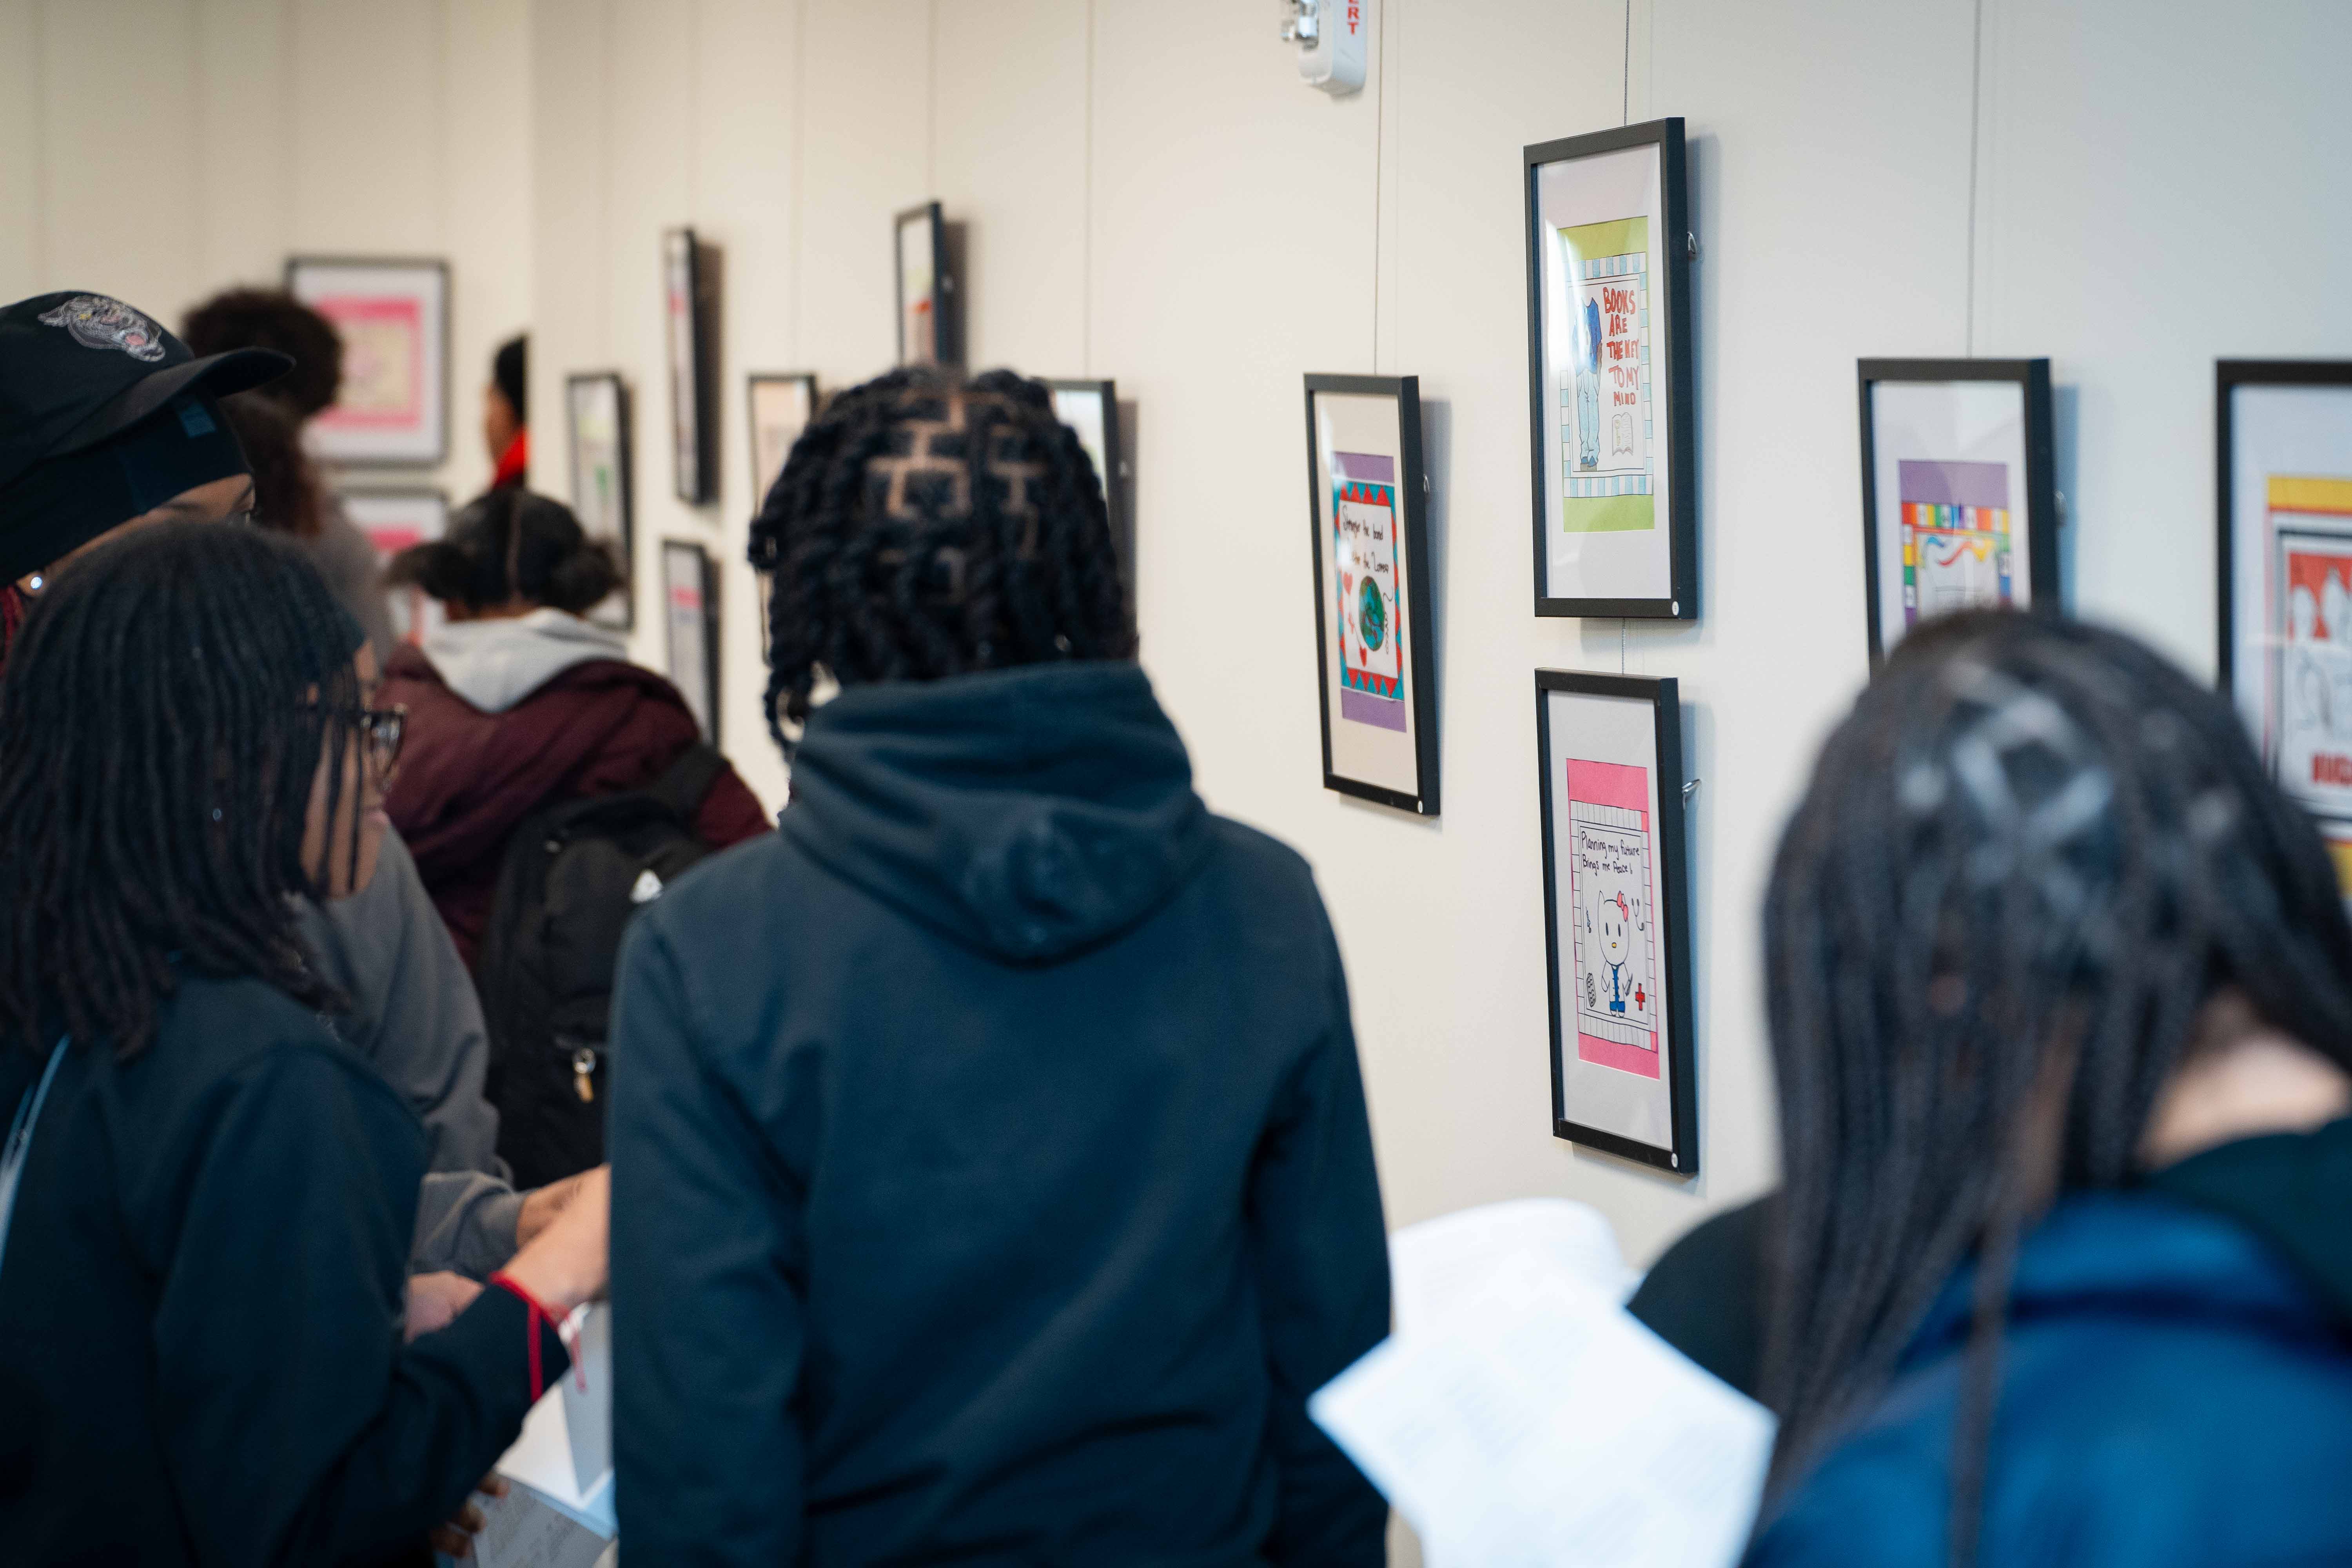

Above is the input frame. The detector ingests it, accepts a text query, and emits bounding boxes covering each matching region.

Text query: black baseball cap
[0,291,290,494]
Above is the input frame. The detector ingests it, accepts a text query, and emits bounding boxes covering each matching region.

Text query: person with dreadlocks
[0,524,610,1566]
[0,289,570,1301]
[604,367,1390,1565]
[1721,612,2352,1567]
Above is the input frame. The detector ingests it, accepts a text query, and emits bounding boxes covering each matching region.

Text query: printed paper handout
[1333,450,1407,733]
[1556,216,1654,535]
[1310,1200,1775,1568]
[1566,759,1660,1079]
[2269,477,2352,861]
[1899,459,2012,627]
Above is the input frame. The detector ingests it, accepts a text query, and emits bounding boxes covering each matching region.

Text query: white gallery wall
[0,0,535,505]
[9,0,2352,1276]
[524,0,2352,1271]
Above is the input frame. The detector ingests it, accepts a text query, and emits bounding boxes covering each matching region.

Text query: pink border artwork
[314,294,424,431]
[1565,757,1662,1079]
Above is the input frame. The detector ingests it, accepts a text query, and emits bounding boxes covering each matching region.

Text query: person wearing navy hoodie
[1710,613,2352,1568]
[606,368,1391,1565]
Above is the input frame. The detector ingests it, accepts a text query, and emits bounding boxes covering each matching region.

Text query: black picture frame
[2215,359,2352,885]
[1523,119,1696,619]
[661,539,720,745]
[1857,358,2058,667]
[2216,359,2352,689]
[746,371,819,509]
[566,370,635,631]
[1047,377,1131,590]
[284,254,451,466]
[1534,669,1697,1174]
[1305,373,1440,816]
[663,227,719,505]
[895,201,959,368]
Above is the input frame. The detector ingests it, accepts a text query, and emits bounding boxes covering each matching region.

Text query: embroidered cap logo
[36,295,167,363]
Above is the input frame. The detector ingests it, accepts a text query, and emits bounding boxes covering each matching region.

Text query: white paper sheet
[465,1481,612,1568]
[1311,1201,1774,1568]
[1386,1198,1637,1334]
[492,1305,616,1539]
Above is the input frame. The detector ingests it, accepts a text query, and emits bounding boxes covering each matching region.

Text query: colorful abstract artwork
[1899,459,2013,627]
[1333,450,1405,734]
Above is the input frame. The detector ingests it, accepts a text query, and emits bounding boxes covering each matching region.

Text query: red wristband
[488,1271,565,1402]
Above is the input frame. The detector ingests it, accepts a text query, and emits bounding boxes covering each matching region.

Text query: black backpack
[477,744,729,1189]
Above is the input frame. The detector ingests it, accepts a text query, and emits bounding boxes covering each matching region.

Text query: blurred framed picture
[662,540,719,744]
[1523,120,1695,618]
[1305,373,1439,816]
[1047,378,1131,590]
[895,201,957,368]
[2218,359,2352,887]
[664,228,718,505]
[1857,358,2058,666]
[566,371,634,630]
[1535,668,1696,1175]
[285,256,449,466]
[342,487,448,646]
[746,372,818,509]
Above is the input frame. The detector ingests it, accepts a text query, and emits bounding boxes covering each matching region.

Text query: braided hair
[0,523,368,1057]
[747,367,1135,750]
[1758,611,2352,1560]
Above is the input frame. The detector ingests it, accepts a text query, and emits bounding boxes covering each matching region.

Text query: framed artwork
[664,228,717,505]
[285,256,449,466]
[566,371,635,630]
[341,487,448,646]
[1523,120,1695,619]
[1535,669,1697,1175]
[747,372,818,508]
[1304,374,1439,815]
[1857,359,2058,665]
[2218,360,2352,887]
[662,540,719,744]
[895,201,957,368]
[1048,378,1131,586]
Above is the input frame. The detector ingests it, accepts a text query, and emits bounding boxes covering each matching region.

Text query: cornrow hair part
[747,365,1136,753]
[385,487,621,616]
[0,523,368,1058]
[1754,610,2352,1564]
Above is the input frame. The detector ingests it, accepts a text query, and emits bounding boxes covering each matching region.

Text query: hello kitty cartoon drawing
[1565,757,1662,1079]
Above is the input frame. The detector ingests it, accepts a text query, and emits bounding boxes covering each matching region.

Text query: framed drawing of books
[746,372,818,509]
[285,256,449,465]
[1305,373,1438,816]
[566,371,635,630]
[895,201,957,368]
[1048,378,1131,589]
[342,487,448,646]
[2218,359,2352,887]
[663,227,718,505]
[1535,669,1697,1175]
[1857,358,2058,666]
[662,539,719,744]
[1523,120,1695,619]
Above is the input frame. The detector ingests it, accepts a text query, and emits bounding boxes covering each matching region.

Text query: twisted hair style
[0,524,366,1058]
[1758,611,2352,1561]
[385,488,621,615]
[748,366,1135,751]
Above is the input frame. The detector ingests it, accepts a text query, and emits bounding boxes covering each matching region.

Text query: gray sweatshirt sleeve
[294,827,522,1275]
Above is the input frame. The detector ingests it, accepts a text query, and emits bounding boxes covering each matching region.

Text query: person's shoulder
[1745,1422,1949,1566]
[157,973,412,1114]
[1197,813,1321,903]
[630,828,802,953]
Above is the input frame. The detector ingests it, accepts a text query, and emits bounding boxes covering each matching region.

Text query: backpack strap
[645,743,730,825]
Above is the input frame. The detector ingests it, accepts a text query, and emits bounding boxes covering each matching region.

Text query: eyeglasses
[356,704,406,779]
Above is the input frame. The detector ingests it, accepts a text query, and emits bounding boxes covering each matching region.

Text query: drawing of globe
[1357,578,1387,652]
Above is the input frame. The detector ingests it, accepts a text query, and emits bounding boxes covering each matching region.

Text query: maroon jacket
[382,643,770,969]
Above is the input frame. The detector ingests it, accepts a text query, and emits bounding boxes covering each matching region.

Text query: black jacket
[608,661,1391,1566]
[0,976,568,1567]
[1628,1116,2352,1400]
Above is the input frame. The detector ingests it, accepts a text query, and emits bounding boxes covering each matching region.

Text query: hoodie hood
[420,607,630,714]
[781,661,1212,965]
